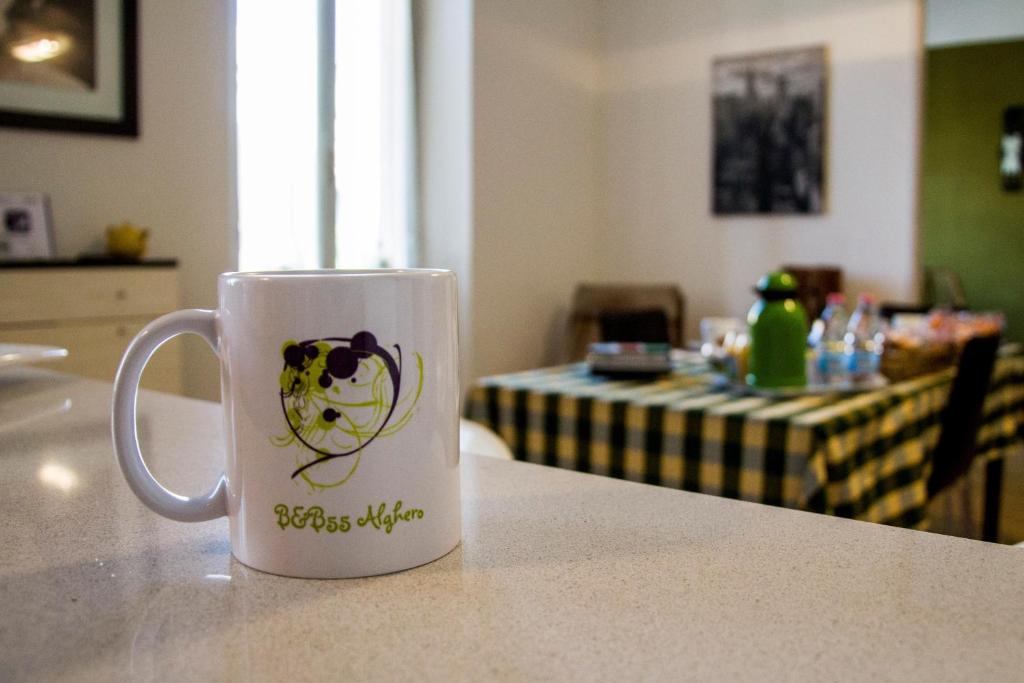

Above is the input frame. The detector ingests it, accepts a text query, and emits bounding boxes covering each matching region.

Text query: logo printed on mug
[274,331,424,490]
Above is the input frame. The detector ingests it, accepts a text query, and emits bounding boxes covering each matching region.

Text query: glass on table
[699,318,747,382]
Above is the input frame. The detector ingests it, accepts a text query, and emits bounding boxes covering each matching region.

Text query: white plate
[0,343,69,368]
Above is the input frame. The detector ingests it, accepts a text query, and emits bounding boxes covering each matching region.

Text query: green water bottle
[746,272,808,388]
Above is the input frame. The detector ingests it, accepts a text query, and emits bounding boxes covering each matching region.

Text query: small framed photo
[0,192,55,260]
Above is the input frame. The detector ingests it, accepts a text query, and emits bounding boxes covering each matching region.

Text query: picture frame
[0,0,138,136]
[712,45,828,215]
[0,192,55,260]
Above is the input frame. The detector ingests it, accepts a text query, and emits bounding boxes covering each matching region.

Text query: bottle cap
[755,271,798,294]
[826,292,845,305]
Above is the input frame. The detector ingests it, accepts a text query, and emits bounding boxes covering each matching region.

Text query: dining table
[464,352,1024,535]
[2,367,1024,681]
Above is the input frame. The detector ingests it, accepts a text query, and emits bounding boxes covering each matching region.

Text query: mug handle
[111,309,228,522]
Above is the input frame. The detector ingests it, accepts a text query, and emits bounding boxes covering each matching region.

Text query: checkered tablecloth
[464,354,1024,528]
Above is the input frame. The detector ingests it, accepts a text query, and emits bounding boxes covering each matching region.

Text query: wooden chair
[926,334,1002,541]
[567,283,684,361]
[925,266,969,310]
[598,309,671,344]
[881,268,969,320]
[781,265,843,321]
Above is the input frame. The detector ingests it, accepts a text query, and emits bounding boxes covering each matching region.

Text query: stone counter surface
[1,369,1023,681]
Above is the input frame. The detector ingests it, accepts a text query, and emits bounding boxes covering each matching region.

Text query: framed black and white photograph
[0,192,55,260]
[712,45,827,215]
[0,0,137,136]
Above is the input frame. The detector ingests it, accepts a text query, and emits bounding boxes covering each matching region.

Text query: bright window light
[334,0,414,268]
[237,1,415,272]
[236,2,320,271]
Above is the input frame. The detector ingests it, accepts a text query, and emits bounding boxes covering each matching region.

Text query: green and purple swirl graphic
[273,332,423,490]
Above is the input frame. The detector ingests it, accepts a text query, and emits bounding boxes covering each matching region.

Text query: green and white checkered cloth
[465,354,1024,528]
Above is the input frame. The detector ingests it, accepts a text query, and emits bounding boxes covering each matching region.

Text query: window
[236,1,415,272]
[236,2,319,271]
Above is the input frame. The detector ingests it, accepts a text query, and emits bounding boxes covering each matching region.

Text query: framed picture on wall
[712,45,827,215]
[0,192,55,260]
[0,0,138,136]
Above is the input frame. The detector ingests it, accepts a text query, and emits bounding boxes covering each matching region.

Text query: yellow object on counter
[105,222,149,260]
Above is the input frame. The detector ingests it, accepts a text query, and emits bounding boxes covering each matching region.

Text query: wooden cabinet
[0,263,184,393]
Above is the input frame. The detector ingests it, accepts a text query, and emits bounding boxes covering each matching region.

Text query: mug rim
[220,268,453,280]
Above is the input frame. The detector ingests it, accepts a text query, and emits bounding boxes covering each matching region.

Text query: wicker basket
[880,341,958,382]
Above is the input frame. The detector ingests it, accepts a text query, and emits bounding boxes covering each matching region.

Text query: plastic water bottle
[845,294,884,381]
[809,293,849,384]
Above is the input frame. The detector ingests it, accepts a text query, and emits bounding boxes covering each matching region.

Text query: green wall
[922,40,1024,342]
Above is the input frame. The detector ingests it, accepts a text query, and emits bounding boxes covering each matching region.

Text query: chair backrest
[598,309,671,344]
[567,283,685,361]
[926,334,1001,496]
[925,266,969,310]
[780,265,843,321]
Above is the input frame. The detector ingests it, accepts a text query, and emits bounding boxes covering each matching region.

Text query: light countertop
[1,368,1023,681]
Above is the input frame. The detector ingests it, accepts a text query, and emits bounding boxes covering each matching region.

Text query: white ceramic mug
[111,269,461,578]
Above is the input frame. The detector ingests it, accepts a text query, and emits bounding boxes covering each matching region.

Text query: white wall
[472,0,606,379]
[926,0,1024,47]
[415,0,475,388]
[599,0,922,341]
[0,0,236,400]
